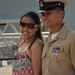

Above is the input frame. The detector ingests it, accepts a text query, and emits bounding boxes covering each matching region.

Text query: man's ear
[60,10,65,18]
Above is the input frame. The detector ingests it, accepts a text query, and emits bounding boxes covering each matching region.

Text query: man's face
[41,9,64,29]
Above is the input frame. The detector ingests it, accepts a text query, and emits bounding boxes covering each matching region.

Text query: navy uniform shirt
[42,24,75,75]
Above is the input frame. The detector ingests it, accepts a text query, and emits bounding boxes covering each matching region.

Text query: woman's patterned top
[12,49,34,75]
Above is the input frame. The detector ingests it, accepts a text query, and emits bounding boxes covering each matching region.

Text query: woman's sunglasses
[20,22,37,29]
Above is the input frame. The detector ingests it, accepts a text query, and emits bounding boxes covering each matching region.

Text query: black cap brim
[38,1,64,13]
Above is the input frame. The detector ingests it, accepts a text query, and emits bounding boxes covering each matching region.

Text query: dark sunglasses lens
[27,24,35,29]
[20,22,26,27]
[20,22,35,29]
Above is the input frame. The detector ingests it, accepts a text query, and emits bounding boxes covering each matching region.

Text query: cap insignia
[58,3,61,6]
[40,0,43,7]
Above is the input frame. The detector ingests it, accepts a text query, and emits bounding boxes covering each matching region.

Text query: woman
[12,11,44,75]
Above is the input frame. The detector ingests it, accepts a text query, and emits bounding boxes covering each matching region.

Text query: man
[38,0,75,75]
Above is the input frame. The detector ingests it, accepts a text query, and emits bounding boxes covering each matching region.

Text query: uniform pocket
[49,43,66,60]
[50,52,66,60]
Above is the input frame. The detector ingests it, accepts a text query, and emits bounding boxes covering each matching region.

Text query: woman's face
[20,17,39,39]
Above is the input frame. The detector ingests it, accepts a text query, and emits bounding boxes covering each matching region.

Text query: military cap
[38,0,69,13]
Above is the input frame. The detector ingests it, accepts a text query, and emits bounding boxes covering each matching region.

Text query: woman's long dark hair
[20,11,43,49]
[20,11,43,41]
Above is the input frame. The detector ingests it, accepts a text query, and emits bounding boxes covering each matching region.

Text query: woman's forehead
[22,17,35,23]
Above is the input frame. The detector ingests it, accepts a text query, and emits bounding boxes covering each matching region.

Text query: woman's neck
[24,36,36,44]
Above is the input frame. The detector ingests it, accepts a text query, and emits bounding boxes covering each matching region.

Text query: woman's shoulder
[31,38,44,49]
[34,38,44,45]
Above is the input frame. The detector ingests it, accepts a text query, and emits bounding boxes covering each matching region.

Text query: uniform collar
[47,24,69,42]
[57,24,69,39]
